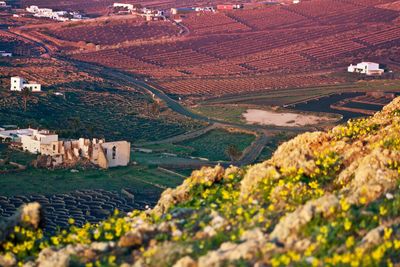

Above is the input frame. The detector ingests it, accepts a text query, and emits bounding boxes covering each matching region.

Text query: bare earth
[243,109,335,127]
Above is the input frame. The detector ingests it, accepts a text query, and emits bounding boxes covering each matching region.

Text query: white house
[348,62,385,76]
[26,5,85,21]
[113,3,134,10]
[100,141,131,168]
[26,5,39,13]
[10,76,41,92]
[20,129,58,154]
[0,1,7,7]
[0,51,12,57]
[0,128,36,142]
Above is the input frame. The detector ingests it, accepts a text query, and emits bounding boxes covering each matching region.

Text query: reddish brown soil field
[13,0,400,99]
[0,30,45,56]
[45,19,180,45]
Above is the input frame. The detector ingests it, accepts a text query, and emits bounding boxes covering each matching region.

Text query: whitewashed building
[10,76,41,92]
[20,129,58,154]
[26,5,85,21]
[0,51,12,57]
[0,128,36,142]
[1,127,131,168]
[0,1,7,7]
[348,62,385,76]
[113,3,134,10]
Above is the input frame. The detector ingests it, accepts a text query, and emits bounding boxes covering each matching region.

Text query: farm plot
[0,163,184,232]
[176,129,256,162]
[47,20,180,45]
[0,82,203,143]
[0,30,45,56]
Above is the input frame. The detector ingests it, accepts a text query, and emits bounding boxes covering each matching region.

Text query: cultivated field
[21,0,400,100]
[142,128,256,162]
[0,30,45,56]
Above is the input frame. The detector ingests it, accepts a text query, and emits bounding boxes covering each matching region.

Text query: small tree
[21,87,32,112]
[150,101,160,117]
[225,145,242,162]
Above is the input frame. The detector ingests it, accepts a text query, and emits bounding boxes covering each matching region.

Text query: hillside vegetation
[3,97,400,266]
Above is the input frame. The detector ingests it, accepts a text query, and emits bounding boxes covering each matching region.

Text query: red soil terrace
[17,0,400,98]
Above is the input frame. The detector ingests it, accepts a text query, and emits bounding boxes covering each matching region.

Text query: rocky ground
[3,97,400,266]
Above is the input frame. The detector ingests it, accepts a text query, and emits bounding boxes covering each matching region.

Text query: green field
[0,80,203,143]
[139,128,257,162]
[191,105,248,124]
[0,163,184,197]
[177,129,255,161]
[0,145,188,206]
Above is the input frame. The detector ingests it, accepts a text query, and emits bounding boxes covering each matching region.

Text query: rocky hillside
[2,98,400,266]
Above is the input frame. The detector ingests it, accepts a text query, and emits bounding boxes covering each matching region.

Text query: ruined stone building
[1,128,130,169]
[44,138,131,169]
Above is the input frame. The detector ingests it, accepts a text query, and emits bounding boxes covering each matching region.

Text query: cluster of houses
[25,5,86,22]
[170,4,243,15]
[10,76,41,92]
[112,3,165,21]
[0,128,130,169]
[348,62,386,76]
[112,2,280,17]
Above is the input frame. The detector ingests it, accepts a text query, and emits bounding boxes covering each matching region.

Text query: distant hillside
[2,97,400,266]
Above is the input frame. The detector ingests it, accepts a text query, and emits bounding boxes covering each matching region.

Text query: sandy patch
[243,109,333,127]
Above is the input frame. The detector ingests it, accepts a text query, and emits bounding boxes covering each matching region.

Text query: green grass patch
[176,129,255,161]
[0,164,183,197]
[191,105,247,124]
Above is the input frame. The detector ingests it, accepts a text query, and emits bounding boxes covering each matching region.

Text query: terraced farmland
[30,0,393,99]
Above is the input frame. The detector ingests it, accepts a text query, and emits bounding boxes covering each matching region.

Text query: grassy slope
[0,165,184,197]
[0,147,184,197]
[177,129,256,161]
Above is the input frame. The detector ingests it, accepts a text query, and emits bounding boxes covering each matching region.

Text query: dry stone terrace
[0,189,158,233]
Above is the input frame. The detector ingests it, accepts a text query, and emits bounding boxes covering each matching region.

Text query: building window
[53,144,56,151]
[112,146,116,160]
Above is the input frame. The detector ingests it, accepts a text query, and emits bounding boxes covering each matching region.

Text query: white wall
[21,136,41,154]
[24,83,41,92]
[101,141,130,167]
[37,134,58,145]
[10,77,24,91]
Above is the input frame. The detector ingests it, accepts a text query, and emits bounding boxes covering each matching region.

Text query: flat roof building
[10,76,41,92]
[348,62,385,76]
